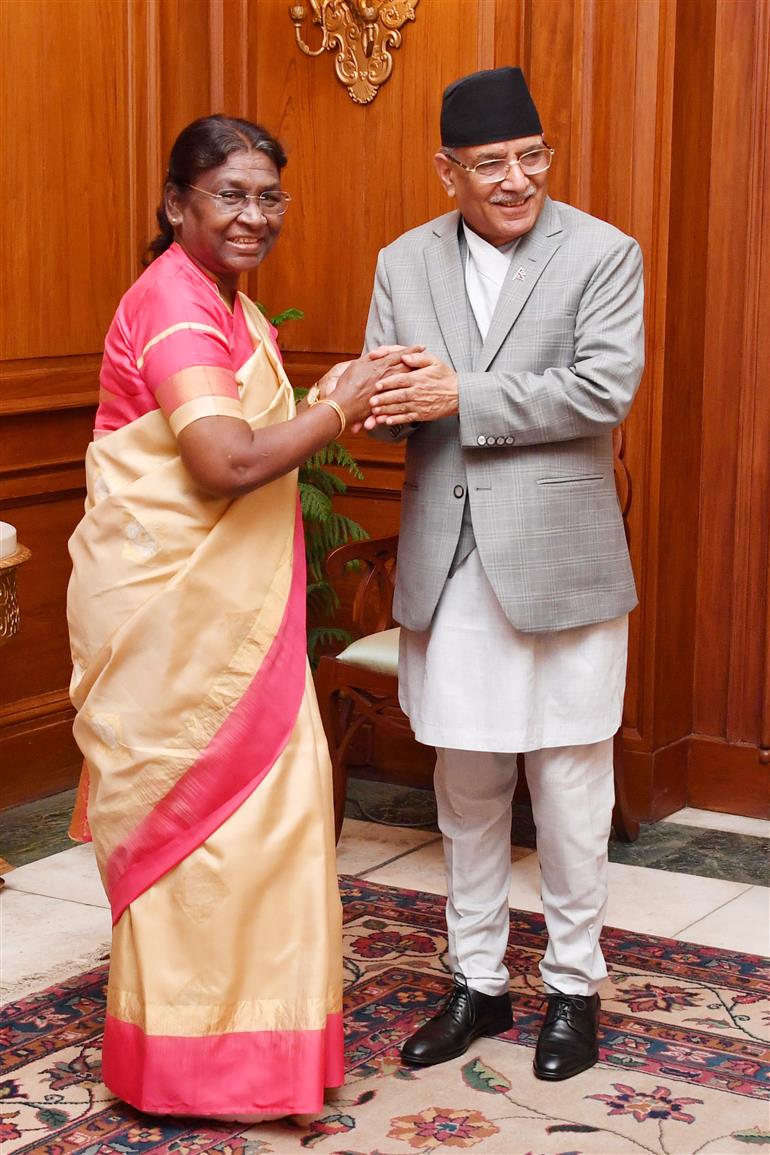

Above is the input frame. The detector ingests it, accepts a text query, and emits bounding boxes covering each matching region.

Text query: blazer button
[505,436,515,445]
[477,435,486,446]
[496,436,506,445]
[453,485,465,498]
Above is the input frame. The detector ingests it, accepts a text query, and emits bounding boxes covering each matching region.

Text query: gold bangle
[314,397,346,437]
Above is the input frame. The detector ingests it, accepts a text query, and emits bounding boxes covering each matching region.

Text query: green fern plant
[261,305,369,665]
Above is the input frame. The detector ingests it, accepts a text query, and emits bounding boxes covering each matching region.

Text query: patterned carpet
[2,877,769,1155]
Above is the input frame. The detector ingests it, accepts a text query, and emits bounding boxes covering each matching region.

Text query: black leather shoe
[401,974,513,1066]
[533,992,600,1080]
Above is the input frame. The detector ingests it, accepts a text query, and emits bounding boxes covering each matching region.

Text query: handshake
[317,344,460,433]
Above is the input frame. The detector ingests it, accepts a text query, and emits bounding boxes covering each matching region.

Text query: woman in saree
[67,115,408,1119]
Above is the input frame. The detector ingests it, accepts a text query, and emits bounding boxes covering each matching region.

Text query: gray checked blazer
[364,197,645,634]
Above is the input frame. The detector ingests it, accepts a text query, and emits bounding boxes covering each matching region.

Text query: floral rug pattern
[2,877,769,1155]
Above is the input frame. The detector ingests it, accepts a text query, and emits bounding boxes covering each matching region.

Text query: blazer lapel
[476,197,565,372]
[424,213,474,373]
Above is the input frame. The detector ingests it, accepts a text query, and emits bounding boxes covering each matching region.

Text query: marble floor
[1,781,768,1004]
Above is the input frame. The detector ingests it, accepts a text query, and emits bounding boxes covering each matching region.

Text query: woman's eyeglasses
[186,184,292,216]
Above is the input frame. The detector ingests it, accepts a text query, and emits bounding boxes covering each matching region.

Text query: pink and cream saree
[67,290,343,1117]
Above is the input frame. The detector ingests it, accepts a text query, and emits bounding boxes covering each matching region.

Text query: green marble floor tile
[650,828,768,886]
[608,821,696,868]
[0,788,78,867]
[609,823,768,885]
[346,779,439,830]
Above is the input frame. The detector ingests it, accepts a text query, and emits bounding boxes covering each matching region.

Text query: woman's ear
[165,184,183,227]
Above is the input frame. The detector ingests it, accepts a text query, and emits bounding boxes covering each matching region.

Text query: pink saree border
[106,504,306,924]
[102,1010,344,1116]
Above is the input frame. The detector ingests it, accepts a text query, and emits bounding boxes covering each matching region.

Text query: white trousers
[434,738,615,997]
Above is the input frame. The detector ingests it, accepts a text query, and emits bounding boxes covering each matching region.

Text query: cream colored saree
[67,298,343,1116]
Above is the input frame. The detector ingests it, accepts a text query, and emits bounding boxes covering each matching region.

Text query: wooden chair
[316,428,640,845]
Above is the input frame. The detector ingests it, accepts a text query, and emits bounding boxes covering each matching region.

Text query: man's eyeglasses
[186,184,292,216]
[443,146,554,183]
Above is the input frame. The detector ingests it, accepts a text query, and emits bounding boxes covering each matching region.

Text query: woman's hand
[331,347,423,427]
[318,345,423,400]
[317,360,353,398]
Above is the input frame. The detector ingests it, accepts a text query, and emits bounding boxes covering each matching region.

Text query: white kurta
[399,222,628,753]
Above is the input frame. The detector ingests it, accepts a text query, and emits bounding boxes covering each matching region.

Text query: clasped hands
[319,346,459,433]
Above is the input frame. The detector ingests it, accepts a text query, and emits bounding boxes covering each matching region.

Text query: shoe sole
[532,1051,599,1081]
[401,1020,513,1067]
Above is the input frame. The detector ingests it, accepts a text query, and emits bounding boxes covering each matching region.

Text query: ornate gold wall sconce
[288,0,419,105]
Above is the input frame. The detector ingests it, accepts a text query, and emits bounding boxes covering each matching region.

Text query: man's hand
[369,351,459,425]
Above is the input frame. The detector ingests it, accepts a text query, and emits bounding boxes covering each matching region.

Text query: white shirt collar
[462,222,519,339]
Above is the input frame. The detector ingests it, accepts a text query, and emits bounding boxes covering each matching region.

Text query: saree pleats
[67,298,343,1115]
[103,668,343,1116]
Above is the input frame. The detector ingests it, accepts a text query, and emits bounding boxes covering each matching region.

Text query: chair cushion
[335,627,400,676]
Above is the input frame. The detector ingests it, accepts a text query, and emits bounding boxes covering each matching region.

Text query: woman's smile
[226,234,266,250]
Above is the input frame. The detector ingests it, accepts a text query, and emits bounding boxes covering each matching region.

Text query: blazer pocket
[537,474,605,485]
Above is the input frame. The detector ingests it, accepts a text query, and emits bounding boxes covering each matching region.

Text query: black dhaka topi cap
[440,66,542,149]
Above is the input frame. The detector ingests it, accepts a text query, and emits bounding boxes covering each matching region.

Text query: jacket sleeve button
[477,435,486,446]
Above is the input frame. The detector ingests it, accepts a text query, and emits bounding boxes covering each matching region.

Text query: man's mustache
[490,184,537,205]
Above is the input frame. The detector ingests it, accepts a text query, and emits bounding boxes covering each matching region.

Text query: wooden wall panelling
[694,0,758,743]
[1,0,136,806]
[688,736,768,818]
[0,0,224,807]
[0,0,133,361]
[157,0,212,160]
[0,492,88,809]
[127,0,162,272]
[526,0,579,209]
[691,0,769,778]
[622,0,673,764]
[689,0,770,812]
[719,0,769,748]
[760,2,770,769]
[215,0,249,117]
[492,0,527,73]
[762,489,770,762]
[0,479,89,714]
[649,0,714,757]
[585,0,660,766]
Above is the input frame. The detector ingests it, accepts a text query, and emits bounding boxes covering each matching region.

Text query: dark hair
[145,115,287,263]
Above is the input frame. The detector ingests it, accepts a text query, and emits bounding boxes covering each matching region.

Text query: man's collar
[462,219,519,262]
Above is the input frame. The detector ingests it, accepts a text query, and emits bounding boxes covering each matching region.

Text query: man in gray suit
[364,67,644,1080]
